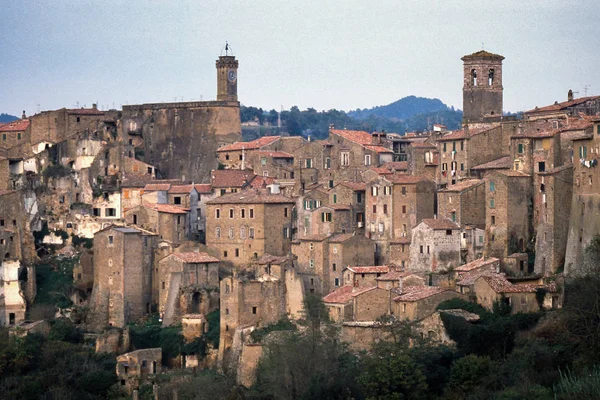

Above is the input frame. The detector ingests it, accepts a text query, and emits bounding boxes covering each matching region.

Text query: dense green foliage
[42,163,73,179]
[241,96,463,140]
[0,327,118,399]
[129,315,184,360]
[34,256,77,309]
[250,316,296,343]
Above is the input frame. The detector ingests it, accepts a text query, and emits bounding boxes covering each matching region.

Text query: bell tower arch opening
[461,50,504,124]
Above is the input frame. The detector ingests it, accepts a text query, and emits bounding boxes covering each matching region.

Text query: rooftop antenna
[584,84,591,96]
[222,41,233,56]
[482,42,484,50]
[36,104,40,113]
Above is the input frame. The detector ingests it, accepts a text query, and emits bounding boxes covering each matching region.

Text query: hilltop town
[2,48,600,398]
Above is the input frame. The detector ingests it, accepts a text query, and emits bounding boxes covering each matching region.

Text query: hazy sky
[1,1,599,117]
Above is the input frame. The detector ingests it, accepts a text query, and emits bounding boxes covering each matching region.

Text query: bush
[48,319,83,343]
[42,164,72,179]
[437,298,491,318]
[250,316,296,343]
[555,367,600,399]
[71,234,93,249]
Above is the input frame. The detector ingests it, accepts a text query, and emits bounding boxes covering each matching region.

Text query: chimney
[568,89,574,102]
[92,103,98,110]
[21,110,26,119]
[398,277,403,293]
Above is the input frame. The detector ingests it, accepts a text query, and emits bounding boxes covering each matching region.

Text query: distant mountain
[0,113,19,123]
[349,96,451,120]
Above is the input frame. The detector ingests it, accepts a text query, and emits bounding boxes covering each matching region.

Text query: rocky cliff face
[122,102,241,183]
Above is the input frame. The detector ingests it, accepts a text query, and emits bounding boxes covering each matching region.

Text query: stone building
[120,53,241,183]
[88,226,157,329]
[409,219,461,272]
[366,175,436,264]
[0,259,27,326]
[158,252,220,326]
[471,274,561,313]
[205,189,295,267]
[292,233,375,295]
[484,170,533,263]
[116,348,161,393]
[437,179,485,226]
[524,91,600,121]
[565,117,600,273]
[125,203,188,246]
[0,119,30,151]
[211,169,256,196]
[393,286,464,321]
[342,265,390,288]
[461,50,504,124]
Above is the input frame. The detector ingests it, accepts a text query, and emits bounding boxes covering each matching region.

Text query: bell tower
[216,43,238,102]
[462,50,504,123]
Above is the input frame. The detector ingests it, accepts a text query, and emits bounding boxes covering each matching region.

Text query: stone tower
[462,50,504,123]
[216,44,238,102]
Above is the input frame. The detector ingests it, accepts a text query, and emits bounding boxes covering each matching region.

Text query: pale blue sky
[1,0,598,116]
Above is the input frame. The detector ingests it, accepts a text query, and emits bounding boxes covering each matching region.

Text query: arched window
[488,69,494,86]
[471,69,477,86]
[215,227,221,238]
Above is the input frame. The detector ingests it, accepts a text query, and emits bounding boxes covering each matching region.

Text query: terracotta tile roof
[298,234,330,242]
[480,274,558,294]
[211,169,256,188]
[394,285,449,302]
[371,167,393,175]
[0,119,29,132]
[351,286,380,298]
[470,156,512,170]
[172,252,219,263]
[421,218,460,230]
[323,285,355,304]
[346,266,390,274]
[194,184,212,194]
[217,136,280,152]
[513,121,560,138]
[329,233,354,242]
[168,184,195,194]
[461,50,505,60]
[365,145,393,154]
[440,179,484,192]
[330,129,373,145]
[257,253,290,265]
[143,203,189,214]
[455,257,500,273]
[205,189,295,205]
[456,270,496,286]
[339,181,367,191]
[255,150,294,158]
[387,175,431,184]
[144,183,172,191]
[382,161,408,171]
[376,271,420,281]
[438,129,466,141]
[249,175,275,189]
[525,95,600,114]
[496,170,531,177]
[121,175,181,188]
[560,119,593,132]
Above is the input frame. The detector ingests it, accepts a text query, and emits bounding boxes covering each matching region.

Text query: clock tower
[216,43,238,102]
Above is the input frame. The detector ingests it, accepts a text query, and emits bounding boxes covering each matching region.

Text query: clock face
[228,69,237,82]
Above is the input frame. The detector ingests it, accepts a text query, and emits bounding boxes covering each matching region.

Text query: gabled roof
[393,285,449,302]
[168,184,195,194]
[217,136,280,152]
[346,266,390,274]
[479,274,558,294]
[205,189,295,205]
[172,252,219,263]
[421,218,460,230]
[329,233,354,243]
[211,169,256,188]
[455,257,499,273]
[461,50,504,60]
[143,203,189,214]
[144,183,172,191]
[376,271,421,281]
[0,119,29,132]
[298,234,330,242]
[525,95,600,114]
[470,156,512,171]
[194,184,213,194]
[410,140,436,149]
[323,285,355,304]
[330,129,373,145]
[365,145,393,154]
[338,181,367,191]
[440,179,484,193]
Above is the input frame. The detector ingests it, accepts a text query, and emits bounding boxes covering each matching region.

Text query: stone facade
[409,219,461,272]
[88,226,157,329]
[461,50,504,123]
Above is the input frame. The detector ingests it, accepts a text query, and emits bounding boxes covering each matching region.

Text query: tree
[444,355,495,399]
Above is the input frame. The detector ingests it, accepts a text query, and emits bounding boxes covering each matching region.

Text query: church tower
[462,50,504,123]
[216,43,238,102]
